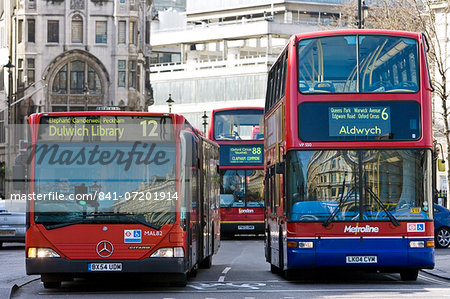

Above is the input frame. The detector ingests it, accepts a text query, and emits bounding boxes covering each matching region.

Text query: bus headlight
[150,247,184,258]
[409,241,425,248]
[28,248,60,258]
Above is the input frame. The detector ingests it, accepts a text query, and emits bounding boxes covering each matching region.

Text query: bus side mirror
[276,161,285,174]
[12,165,26,190]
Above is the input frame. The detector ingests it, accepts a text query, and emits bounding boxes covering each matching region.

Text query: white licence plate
[88,263,122,271]
[346,256,377,264]
[238,225,255,230]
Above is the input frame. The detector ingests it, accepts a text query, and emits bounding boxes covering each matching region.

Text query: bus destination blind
[329,107,391,138]
[38,116,174,142]
[219,145,263,166]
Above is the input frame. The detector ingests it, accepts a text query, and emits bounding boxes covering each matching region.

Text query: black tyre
[400,269,419,281]
[283,269,296,281]
[199,255,212,269]
[270,263,280,274]
[43,281,61,289]
[188,265,198,278]
[171,274,187,287]
[435,227,450,248]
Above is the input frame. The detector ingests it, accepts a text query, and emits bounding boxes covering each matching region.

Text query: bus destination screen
[299,101,420,141]
[219,144,263,166]
[37,115,174,142]
[329,106,391,137]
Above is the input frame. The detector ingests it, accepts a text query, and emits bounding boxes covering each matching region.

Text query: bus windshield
[220,169,264,208]
[286,149,432,222]
[297,35,419,93]
[33,141,177,227]
[214,109,264,140]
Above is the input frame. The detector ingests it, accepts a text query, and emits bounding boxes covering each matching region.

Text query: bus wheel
[171,273,187,287]
[400,269,419,281]
[199,255,212,269]
[270,264,280,274]
[43,281,61,289]
[188,265,198,277]
[283,269,296,281]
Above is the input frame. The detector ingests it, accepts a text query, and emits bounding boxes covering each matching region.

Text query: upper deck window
[297,35,419,94]
[213,109,264,141]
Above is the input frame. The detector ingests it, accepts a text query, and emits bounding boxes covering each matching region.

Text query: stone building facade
[0,0,153,197]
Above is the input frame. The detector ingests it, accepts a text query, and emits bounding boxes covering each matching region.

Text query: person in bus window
[229,173,244,201]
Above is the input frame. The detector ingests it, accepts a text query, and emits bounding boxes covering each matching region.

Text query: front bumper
[26,257,187,275]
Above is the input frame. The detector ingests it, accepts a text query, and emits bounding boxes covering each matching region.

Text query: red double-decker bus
[265,30,434,281]
[22,111,220,288]
[208,107,265,236]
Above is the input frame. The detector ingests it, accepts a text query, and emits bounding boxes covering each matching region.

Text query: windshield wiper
[365,187,400,226]
[44,220,88,230]
[43,213,162,230]
[87,212,162,230]
[323,179,354,227]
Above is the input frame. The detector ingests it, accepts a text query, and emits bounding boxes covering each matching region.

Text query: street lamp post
[166,94,174,113]
[358,0,369,28]
[83,83,89,111]
[362,1,369,28]
[3,60,14,128]
[358,0,362,29]
[3,60,14,196]
[202,111,208,134]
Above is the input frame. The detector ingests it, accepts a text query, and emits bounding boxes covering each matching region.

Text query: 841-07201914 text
[10,191,179,201]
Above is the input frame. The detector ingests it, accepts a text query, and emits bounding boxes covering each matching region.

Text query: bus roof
[211,107,264,113]
[294,29,422,41]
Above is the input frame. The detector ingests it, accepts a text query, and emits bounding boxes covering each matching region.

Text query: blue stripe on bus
[286,237,434,269]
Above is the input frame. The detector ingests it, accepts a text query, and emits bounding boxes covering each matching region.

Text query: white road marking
[218,266,231,282]
[222,267,231,274]
[419,273,450,286]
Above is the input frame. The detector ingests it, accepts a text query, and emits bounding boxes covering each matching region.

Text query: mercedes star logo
[96,240,114,258]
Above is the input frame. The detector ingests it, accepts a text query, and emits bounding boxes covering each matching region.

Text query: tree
[337,0,450,199]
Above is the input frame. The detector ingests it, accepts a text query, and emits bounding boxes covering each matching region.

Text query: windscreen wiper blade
[365,187,400,226]
[323,182,354,227]
[44,220,90,230]
[89,212,162,230]
[43,213,162,230]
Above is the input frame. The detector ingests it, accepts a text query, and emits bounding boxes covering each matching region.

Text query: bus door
[181,131,200,268]
[265,165,278,262]
[201,144,212,259]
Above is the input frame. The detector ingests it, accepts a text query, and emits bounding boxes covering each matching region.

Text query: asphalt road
[2,238,450,298]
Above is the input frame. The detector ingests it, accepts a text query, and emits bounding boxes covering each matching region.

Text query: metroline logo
[344,225,380,233]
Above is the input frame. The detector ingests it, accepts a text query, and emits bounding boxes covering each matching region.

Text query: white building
[0,0,153,197]
[149,0,342,128]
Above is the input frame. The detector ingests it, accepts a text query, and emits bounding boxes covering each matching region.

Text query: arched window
[71,15,83,43]
[51,59,104,111]
[52,60,102,94]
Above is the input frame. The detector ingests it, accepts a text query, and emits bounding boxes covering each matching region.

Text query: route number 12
[140,120,159,137]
